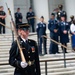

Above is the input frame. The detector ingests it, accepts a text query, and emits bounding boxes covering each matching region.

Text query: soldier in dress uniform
[0,6,6,34]
[26,7,35,32]
[36,16,47,55]
[48,13,59,54]
[59,15,69,53]
[15,8,23,28]
[9,23,41,75]
[57,4,67,21]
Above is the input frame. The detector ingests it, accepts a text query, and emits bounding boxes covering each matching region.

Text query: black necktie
[26,40,28,44]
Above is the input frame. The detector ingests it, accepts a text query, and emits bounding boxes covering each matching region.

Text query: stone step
[1,54,75,60]
[41,67,75,74]
[0,72,14,75]
[0,52,75,58]
[40,62,75,69]
[41,70,75,75]
[0,66,75,75]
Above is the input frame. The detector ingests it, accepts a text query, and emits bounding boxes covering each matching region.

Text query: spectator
[70,20,75,51]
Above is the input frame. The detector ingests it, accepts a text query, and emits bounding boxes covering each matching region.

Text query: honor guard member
[26,7,35,32]
[36,16,47,55]
[9,23,41,75]
[59,15,69,53]
[15,8,23,28]
[0,6,6,34]
[57,4,67,21]
[48,13,59,54]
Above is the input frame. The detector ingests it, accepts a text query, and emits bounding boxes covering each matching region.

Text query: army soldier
[48,13,59,54]
[9,23,41,75]
[57,4,67,21]
[0,6,6,34]
[59,15,69,53]
[26,7,35,32]
[15,8,23,28]
[36,16,47,55]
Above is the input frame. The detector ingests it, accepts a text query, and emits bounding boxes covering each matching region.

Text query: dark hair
[17,8,20,10]
[41,16,44,19]
[51,13,55,16]
[73,20,75,25]
[29,7,32,9]
[0,6,3,8]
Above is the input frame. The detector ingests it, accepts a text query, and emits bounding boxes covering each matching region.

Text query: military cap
[61,14,65,17]
[58,4,63,8]
[70,15,74,19]
[51,13,55,16]
[18,23,30,30]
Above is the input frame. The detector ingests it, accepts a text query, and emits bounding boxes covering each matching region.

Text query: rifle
[6,3,26,62]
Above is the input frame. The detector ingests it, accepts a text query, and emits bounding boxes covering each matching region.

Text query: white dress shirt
[21,37,28,43]
[70,24,75,33]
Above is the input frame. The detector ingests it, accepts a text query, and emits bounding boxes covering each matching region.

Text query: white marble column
[33,0,49,33]
[0,0,14,33]
[65,0,75,21]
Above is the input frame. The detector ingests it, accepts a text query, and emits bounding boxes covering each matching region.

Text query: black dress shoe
[39,54,44,56]
[65,51,68,53]
[57,52,60,53]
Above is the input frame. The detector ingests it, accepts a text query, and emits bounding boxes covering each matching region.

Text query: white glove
[20,62,28,68]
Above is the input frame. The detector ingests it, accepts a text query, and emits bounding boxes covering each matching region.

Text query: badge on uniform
[31,46,35,52]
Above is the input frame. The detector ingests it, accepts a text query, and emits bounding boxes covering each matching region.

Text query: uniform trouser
[38,37,47,54]
[30,23,35,32]
[49,41,58,54]
[61,43,67,53]
[49,35,59,54]
[3,25,5,33]
[0,24,2,34]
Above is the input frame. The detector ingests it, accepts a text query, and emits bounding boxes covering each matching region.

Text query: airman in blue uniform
[59,15,69,53]
[26,7,35,32]
[36,16,47,55]
[15,8,23,28]
[48,13,59,54]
